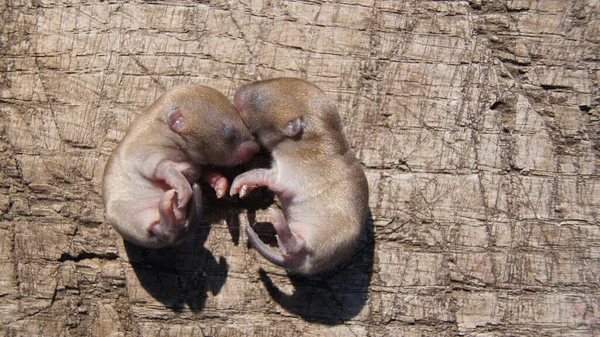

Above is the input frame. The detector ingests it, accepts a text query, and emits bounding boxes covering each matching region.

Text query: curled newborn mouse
[230,78,369,275]
[103,84,259,248]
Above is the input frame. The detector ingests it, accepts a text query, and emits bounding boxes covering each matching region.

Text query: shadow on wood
[257,209,375,324]
[122,156,276,312]
[123,220,228,312]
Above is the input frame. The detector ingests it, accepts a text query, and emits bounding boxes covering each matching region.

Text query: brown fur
[231,78,369,274]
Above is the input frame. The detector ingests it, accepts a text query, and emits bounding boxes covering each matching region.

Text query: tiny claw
[215,181,227,198]
[203,170,229,199]
[239,185,248,198]
[175,191,186,210]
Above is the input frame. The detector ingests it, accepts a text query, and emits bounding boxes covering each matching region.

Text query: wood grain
[1,1,599,336]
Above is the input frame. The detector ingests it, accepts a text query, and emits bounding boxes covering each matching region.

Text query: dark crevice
[58,252,119,262]
[540,84,572,90]
[489,101,504,110]
[578,105,591,112]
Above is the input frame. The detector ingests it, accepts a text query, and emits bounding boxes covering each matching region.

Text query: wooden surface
[1,1,599,336]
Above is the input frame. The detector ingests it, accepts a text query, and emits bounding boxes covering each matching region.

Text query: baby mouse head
[234,78,342,150]
[161,85,259,166]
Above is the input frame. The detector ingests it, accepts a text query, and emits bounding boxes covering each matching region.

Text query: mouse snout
[234,140,260,163]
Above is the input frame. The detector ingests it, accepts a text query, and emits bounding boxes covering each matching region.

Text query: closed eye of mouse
[282,117,306,138]
[222,124,237,141]
[166,107,186,133]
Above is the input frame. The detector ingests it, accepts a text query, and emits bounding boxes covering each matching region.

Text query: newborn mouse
[103,84,259,248]
[230,78,369,275]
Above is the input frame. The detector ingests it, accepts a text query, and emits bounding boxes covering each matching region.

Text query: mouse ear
[166,107,186,133]
[282,117,305,137]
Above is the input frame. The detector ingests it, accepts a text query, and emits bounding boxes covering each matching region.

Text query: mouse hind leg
[269,208,306,256]
[246,208,308,272]
[151,189,184,243]
[151,183,202,245]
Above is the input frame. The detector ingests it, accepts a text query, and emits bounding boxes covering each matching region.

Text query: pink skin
[230,165,310,267]
[150,164,228,240]
[154,160,195,220]
[145,143,257,243]
[202,169,229,199]
[228,78,369,275]
[103,84,259,248]
[244,208,307,267]
[230,91,309,267]
[153,183,202,242]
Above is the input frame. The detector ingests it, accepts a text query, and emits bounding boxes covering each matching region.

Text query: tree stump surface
[1,1,599,336]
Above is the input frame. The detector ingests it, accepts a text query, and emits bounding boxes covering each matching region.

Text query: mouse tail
[186,183,202,226]
[246,225,287,267]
